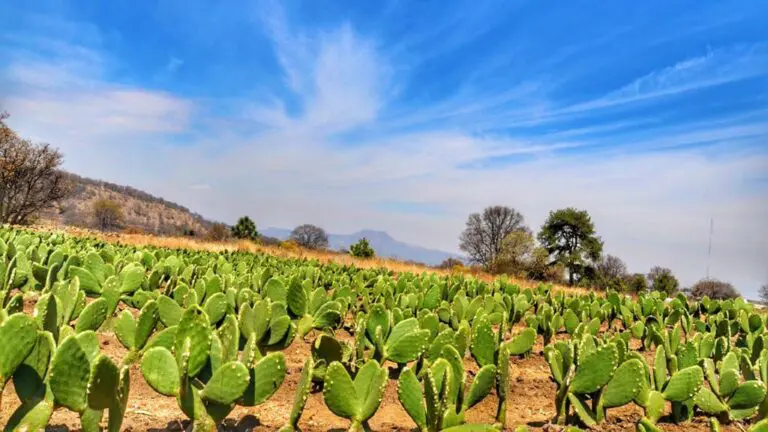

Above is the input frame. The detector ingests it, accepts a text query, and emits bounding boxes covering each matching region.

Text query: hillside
[40,174,462,265]
[41,172,214,236]
[262,227,462,266]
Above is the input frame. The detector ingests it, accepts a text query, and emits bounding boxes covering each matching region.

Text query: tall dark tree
[537,207,603,285]
[231,216,258,240]
[290,224,329,249]
[648,266,679,297]
[459,206,527,269]
[761,284,768,304]
[0,111,70,224]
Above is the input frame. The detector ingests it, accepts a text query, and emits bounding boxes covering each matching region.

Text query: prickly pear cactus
[323,359,387,432]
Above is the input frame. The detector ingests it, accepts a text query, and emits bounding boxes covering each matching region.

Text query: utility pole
[706,217,713,280]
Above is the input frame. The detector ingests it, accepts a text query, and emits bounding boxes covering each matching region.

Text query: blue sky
[1,1,767,296]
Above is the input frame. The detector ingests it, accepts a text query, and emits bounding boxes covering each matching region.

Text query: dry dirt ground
[0,324,749,432]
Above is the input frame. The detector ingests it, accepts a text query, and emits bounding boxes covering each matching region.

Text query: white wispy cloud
[564,44,768,113]
[2,9,767,298]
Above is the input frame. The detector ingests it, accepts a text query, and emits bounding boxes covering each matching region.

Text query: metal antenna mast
[706,217,714,280]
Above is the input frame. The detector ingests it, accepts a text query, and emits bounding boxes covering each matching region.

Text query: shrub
[690,278,740,300]
[625,273,648,294]
[350,238,375,258]
[280,239,301,253]
[258,235,282,246]
[206,222,231,241]
[437,257,464,270]
[92,199,123,231]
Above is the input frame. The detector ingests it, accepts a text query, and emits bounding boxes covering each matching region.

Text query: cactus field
[1,227,768,431]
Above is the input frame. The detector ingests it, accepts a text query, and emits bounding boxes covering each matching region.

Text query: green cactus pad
[74,298,108,333]
[602,359,645,408]
[203,292,228,325]
[397,366,427,429]
[134,300,159,350]
[663,366,704,402]
[728,381,766,410]
[174,306,211,378]
[4,387,55,431]
[505,328,536,356]
[201,361,250,405]
[645,391,666,423]
[385,318,430,363]
[286,356,314,429]
[87,355,120,410]
[749,419,768,431]
[113,311,136,350]
[544,347,564,385]
[143,325,178,352]
[108,366,131,432]
[719,369,740,397]
[354,359,387,422]
[140,347,180,397]
[49,336,92,413]
[465,364,497,410]
[0,313,38,386]
[157,295,183,327]
[242,352,286,406]
[323,361,359,420]
[471,315,496,368]
[286,279,308,317]
[571,343,618,394]
[568,393,597,428]
[693,387,727,414]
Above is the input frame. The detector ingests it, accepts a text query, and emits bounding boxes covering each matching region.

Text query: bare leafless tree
[290,224,329,249]
[459,206,527,268]
[0,112,70,224]
[760,284,768,303]
[594,254,628,290]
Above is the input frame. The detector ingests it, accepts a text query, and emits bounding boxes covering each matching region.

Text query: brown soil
[0,327,751,432]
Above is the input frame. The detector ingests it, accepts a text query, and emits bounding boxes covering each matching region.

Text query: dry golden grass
[29,222,590,296]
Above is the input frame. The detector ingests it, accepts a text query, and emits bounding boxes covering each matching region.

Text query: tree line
[455,205,747,300]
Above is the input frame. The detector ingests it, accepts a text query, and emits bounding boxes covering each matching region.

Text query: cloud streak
[1,1,767,298]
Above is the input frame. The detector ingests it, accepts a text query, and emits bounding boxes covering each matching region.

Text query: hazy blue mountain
[261,227,461,266]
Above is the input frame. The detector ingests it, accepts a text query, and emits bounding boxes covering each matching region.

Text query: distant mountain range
[262,227,462,266]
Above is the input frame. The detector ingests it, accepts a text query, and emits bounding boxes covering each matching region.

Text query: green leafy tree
[493,229,535,276]
[231,216,258,240]
[537,207,603,285]
[350,237,375,258]
[648,266,679,297]
[625,273,649,294]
